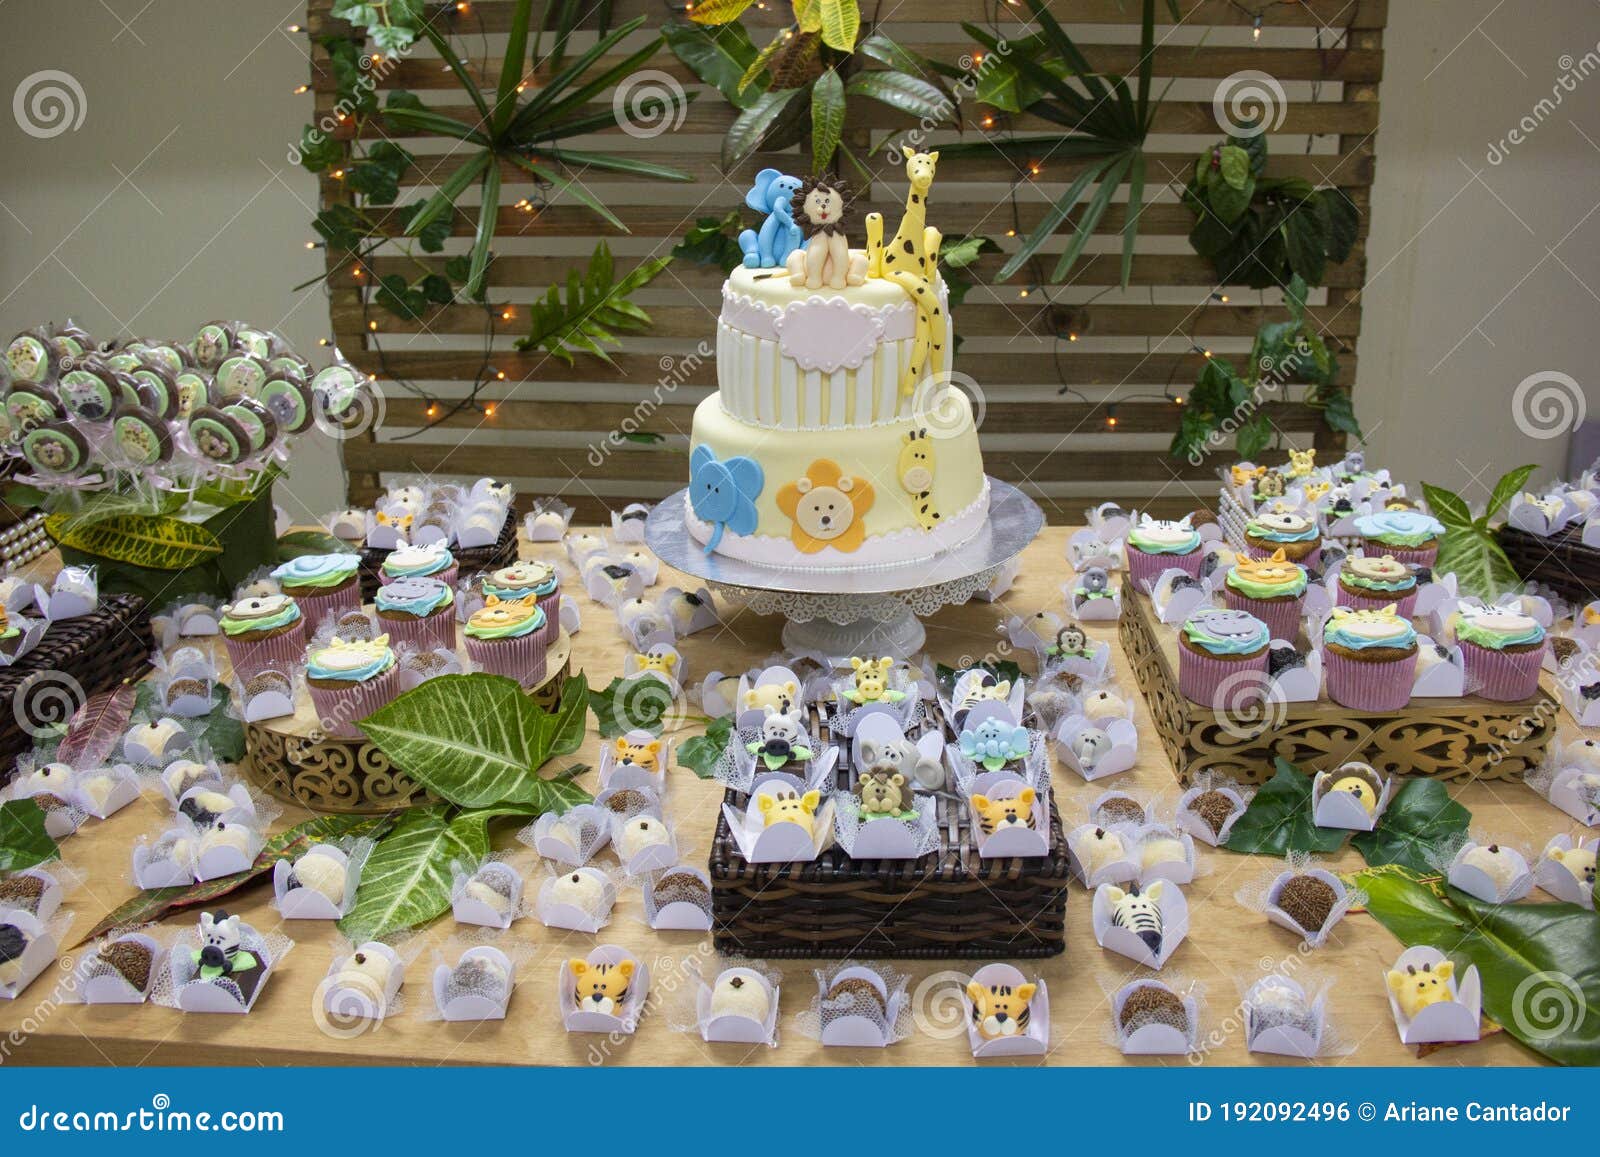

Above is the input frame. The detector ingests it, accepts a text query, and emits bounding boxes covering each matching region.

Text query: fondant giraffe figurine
[866,146,947,396]
[897,428,941,529]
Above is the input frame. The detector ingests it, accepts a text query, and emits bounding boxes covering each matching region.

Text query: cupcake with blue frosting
[379,541,457,589]
[1335,554,1419,617]
[1321,605,1417,711]
[1244,503,1322,568]
[1177,607,1271,706]
[219,594,305,678]
[375,576,455,650]
[271,553,361,631]
[1451,603,1546,702]
[463,595,548,687]
[1125,514,1205,590]
[482,561,560,643]
[1354,510,1445,567]
[305,634,399,738]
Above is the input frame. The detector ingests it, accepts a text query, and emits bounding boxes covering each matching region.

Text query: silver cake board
[645,477,1044,661]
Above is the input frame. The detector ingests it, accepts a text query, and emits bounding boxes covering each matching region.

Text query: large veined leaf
[1222,758,1348,856]
[677,714,733,779]
[55,684,136,767]
[337,805,490,941]
[588,675,698,738]
[817,0,860,53]
[661,20,768,109]
[513,241,671,363]
[1425,471,1534,602]
[276,529,352,561]
[1351,778,1471,873]
[687,0,756,22]
[722,86,804,170]
[1353,865,1600,1066]
[810,68,845,174]
[357,672,591,809]
[47,512,222,571]
[844,70,951,122]
[0,800,59,872]
[72,813,392,946]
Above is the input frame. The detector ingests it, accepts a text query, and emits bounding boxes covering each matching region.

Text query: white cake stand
[645,478,1044,659]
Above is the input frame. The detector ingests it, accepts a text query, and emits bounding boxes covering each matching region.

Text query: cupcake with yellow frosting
[271,553,361,632]
[305,634,399,738]
[1222,548,1307,641]
[463,595,547,686]
[1125,514,1205,591]
[1321,606,1417,712]
[1452,604,1546,702]
[1335,554,1419,617]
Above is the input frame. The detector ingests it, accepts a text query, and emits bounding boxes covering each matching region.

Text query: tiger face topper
[1232,548,1302,587]
[613,736,662,773]
[468,594,541,631]
[777,459,876,554]
[970,787,1036,834]
[1230,464,1266,489]
[571,958,634,1015]
[967,979,1037,1040]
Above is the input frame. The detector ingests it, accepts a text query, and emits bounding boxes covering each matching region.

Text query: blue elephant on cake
[737,168,804,270]
[690,444,763,554]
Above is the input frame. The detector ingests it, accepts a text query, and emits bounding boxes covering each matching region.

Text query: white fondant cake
[687,157,986,571]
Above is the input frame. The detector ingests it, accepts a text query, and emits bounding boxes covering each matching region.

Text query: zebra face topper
[1134,514,1195,548]
[967,980,1037,1040]
[1106,881,1165,956]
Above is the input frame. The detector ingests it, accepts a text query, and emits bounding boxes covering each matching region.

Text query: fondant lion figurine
[786,177,867,291]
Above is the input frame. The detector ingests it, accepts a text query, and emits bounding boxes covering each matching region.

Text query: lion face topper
[794,177,852,232]
[777,459,875,553]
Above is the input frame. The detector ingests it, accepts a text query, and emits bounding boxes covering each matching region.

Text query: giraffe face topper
[900,145,939,190]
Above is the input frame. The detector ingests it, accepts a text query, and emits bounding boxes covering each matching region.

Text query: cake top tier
[725,263,916,309]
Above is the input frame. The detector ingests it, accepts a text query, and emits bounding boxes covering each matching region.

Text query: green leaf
[677,714,733,779]
[1351,779,1471,873]
[0,800,58,872]
[1051,152,1132,281]
[297,125,343,173]
[686,0,756,22]
[1352,866,1600,1066]
[1323,186,1361,262]
[1235,411,1274,460]
[722,86,804,170]
[338,805,490,941]
[672,210,745,273]
[1206,169,1254,225]
[856,33,949,99]
[357,672,592,809]
[844,70,952,122]
[277,529,351,561]
[493,0,535,136]
[662,19,768,109]
[817,0,859,52]
[513,241,669,361]
[1318,386,1361,436]
[736,28,789,95]
[134,681,244,762]
[1420,481,1475,530]
[934,659,1023,699]
[810,68,845,174]
[73,814,393,947]
[1283,209,1328,286]
[465,163,500,300]
[46,512,222,570]
[588,675,684,738]
[1433,526,1524,601]
[1487,464,1538,522]
[1223,759,1349,856]
[1218,144,1250,190]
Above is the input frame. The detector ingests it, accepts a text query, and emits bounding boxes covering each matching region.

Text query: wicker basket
[1498,524,1600,605]
[355,509,520,603]
[0,594,153,769]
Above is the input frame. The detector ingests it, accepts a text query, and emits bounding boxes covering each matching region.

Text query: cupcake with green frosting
[379,541,457,589]
[1451,604,1546,702]
[482,561,560,643]
[375,576,455,650]
[271,553,361,631]
[305,634,399,738]
[1335,554,1419,616]
[1321,605,1417,712]
[219,594,305,678]
[1244,504,1322,567]
[1222,548,1307,641]
[1126,514,1205,591]
[463,594,548,687]
[1354,510,1445,567]
[1177,607,1271,706]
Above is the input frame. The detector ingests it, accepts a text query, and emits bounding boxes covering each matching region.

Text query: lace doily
[712,566,1002,625]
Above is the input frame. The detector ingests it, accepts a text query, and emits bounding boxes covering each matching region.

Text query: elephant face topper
[958,718,1031,772]
[689,444,763,555]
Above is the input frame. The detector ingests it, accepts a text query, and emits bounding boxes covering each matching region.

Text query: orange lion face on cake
[776,458,875,553]
[1234,548,1302,586]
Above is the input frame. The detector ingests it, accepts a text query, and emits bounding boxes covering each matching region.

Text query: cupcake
[1244,503,1322,568]
[305,635,399,739]
[1222,548,1307,641]
[1453,604,1546,701]
[374,577,456,650]
[218,594,305,678]
[1336,554,1419,616]
[0,608,23,659]
[463,595,548,687]
[270,553,361,632]
[1177,608,1271,706]
[1353,510,1445,567]
[482,561,560,643]
[1321,606,1418,711]
[1125,514,1205,590]
[379,541,457,589]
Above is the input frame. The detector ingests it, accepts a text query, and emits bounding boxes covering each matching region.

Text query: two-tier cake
[686,149,988,571]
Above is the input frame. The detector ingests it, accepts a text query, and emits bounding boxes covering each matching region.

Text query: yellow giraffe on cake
[865,146,947,397]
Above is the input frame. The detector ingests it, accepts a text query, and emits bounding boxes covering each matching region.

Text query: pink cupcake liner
[1323,648,1417,711]
[379,563,459,590]
[1460,639,1545,702]
[1334,583,1419,618]
[465,631,549,688]
[1177,644,1270,707]
[284,583,361,633]
[1360,539,1437,568]
[376,608,456,652]
[536,588,560,644]
[1222,587,1304,642]
[1247,539,1322,570]
[223,623,307,680]
[308,665,401,739]
[1126,545,1203,593]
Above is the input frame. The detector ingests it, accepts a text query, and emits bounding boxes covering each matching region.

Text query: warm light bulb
[287,23,302,32]
[368,321,378,331]
[318,338,330,346]
[1067,332,1079,342]
[1027,162,1042,177]
[1018,288,1030,299]
[426,404,438,417]
[304,241,317,249]
[981,116,994,128]
[1005,229,1016,238]
[495,370,507,380]
[456,1,469,10]
[485,404,497,417]
[1219,294,1230,303]
[500,310,513,321]
[1106,416,1118,427]
[293,84,309,94]
[331,168,345,178]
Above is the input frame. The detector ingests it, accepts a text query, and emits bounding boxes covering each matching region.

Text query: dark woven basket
[1498,524,1600,605]
[0,594,152,770]
[709,700,1070,959]
[355,509,519,603]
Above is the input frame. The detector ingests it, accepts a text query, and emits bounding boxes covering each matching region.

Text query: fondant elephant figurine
[737,168,803,269]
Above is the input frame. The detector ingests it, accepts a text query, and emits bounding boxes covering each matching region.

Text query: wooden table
[2,528,1571,1067]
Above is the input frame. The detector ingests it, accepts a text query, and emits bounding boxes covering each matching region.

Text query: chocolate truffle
[0,874,47,913]
[1276,874,1337,933]
[826,976,887,1018]
[652,869,711,911]
[98,939,154,993]
[602,788,655,816]
[1188,789,1237,836]
[1094,796,1145,826]
[1118,984,1187,1034]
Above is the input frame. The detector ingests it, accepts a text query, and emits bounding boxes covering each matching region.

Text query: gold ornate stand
[242,630,572,813]
[1118,593,1554,785]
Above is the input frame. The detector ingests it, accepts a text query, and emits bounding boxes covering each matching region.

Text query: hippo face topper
[689,444,763,554]
[1194,608,1264,639]
[384,577,446,603]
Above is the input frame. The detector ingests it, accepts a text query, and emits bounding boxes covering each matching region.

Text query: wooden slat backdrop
[307,0,1384,522]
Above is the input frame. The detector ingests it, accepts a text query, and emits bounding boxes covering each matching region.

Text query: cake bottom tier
[686,390,989,570]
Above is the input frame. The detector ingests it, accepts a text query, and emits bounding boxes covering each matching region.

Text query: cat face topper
[1233,549,1302,585]
[469,594,540,630]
